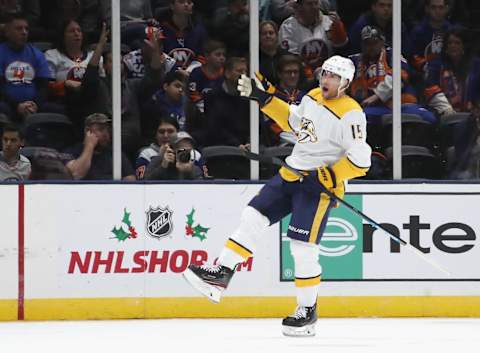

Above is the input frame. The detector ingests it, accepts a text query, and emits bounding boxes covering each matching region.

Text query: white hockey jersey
[45,49,105,82]
[261,88,371,180]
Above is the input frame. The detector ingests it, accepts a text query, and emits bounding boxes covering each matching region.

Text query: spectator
[188,39,226,114]
[269,0,296,25]
[0,0,41,41]
[259,20,290,86]
[0,13,52,123]
[279,0,348,80]
[37,0,102,44]
[0,123,30,181]
[44,19,105,128]
[410,0,454,72]
[64,113,136,180]
[90,28,167,158]
[160,0,208,73]
[142,128,204,180]
[213,0,250,57]
[136,115,179,179]
[263,54,306,145]
[204,56,250,148]
[349,26,436,125]
[145,70,187,132]
[424,27,480,117]
[101,0,157,49]
[122,25,176,79]
[348,0,411,56]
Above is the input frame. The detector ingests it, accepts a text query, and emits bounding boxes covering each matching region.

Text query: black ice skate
[282,304,317,337]
[183,263,234,303]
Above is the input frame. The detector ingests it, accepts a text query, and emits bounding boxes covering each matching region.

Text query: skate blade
[182,268,222,303]
[282,324,316,337]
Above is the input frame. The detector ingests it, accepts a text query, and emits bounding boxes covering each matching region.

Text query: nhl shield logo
[146,206,173,239]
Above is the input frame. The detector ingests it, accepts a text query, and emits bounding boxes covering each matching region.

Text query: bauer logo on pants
[280,195,363,281]
[146,206,173,239]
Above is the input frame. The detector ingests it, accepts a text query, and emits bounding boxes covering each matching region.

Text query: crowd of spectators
[1,0,480,181]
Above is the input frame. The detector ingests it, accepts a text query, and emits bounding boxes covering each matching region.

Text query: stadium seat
[385,145,441,179]
[24,113,75,151]
[260,146,293,179]
[201,145,251,180]
[381,113,436,148]
[20,146,72,180]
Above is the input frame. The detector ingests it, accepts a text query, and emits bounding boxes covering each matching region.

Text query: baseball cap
[85,113,111,126]
[173,131,195,146]
[361,26,386,42]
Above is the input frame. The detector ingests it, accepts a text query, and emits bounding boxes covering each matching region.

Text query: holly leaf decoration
[112,226,131,241]
[122,208,132,227]
[185,225,194,236]
[192,224,209,241]
[186,208,195,226]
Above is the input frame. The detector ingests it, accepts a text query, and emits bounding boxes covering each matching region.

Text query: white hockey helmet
[320,55,355,83]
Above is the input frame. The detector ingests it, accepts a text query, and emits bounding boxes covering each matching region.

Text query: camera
[176,148,191,163]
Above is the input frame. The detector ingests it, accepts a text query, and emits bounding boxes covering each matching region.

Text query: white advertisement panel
[25,184,283,299]
[363,193,480,280]
[0,185,18,300]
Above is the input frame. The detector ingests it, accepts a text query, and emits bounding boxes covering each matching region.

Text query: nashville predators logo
[298,118,318,143]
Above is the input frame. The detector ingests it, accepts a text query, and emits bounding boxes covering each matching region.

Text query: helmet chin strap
[335,78,349,98]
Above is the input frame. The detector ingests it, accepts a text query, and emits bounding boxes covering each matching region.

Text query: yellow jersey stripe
[308,194,331,243]
[260,96,292,132]
[295,276,321,288]
[226,238,252,259]
[331,156,369,183]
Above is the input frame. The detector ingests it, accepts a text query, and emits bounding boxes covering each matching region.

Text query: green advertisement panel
[280,195,363,281]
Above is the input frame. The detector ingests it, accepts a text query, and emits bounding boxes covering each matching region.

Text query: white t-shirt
[45,49,105,82]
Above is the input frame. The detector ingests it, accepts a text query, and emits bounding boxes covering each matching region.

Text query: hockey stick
[243,150,451,276]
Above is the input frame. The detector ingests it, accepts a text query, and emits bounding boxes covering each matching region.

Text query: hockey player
[183,55,372,337]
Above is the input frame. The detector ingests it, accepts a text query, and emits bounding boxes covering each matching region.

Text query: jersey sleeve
[331,109,371,182]
[260,94,304,133]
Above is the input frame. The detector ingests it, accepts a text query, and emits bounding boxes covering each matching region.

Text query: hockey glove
[305,166,337,193]
[237,74,273,106]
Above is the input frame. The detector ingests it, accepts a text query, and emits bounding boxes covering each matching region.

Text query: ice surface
[1,317,479,353]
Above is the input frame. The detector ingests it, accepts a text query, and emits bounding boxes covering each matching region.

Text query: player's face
[299,0,320,25]
[208,48,226,69]
[362,38,384,60]
[164,80,185,102]
[426,0,449,23]
[88,123,111,148]
[1,131,23,158]
[260,23,277,49]
[279,63,301,89]
[156,123,177,145]
[371,0,392,22]
[5,19,28,47]
[172,0,193,16]
[64,21,83,48]
[320,70,343,99]
[445,34,464,61]
[225,62,248,84]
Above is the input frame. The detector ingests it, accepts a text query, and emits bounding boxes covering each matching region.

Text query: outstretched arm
[237,73,293,132]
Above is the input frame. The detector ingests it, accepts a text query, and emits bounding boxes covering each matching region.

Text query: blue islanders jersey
[410,19,452,71]
[188,66,224,103]
[160,19,208,70]
[0,43,52,103]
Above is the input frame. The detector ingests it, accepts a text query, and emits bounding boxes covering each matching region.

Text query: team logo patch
[298,117,318,143]
[146,206,173,239]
